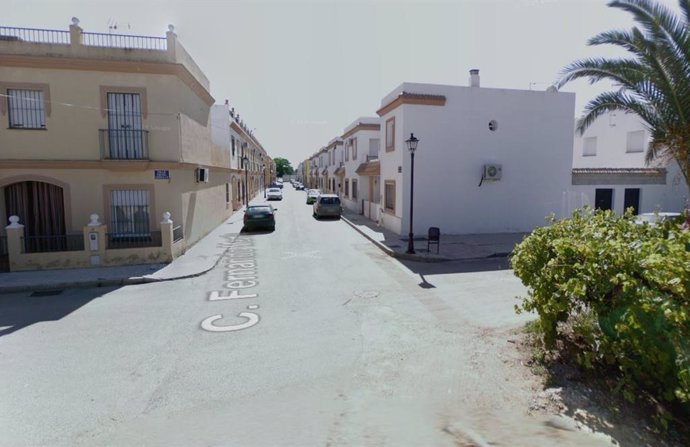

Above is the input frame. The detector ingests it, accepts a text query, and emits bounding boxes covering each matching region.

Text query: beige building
[0,20,261,271]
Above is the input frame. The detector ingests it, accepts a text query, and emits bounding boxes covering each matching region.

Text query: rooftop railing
[82,31,166,50]
[0,26,70,44]
[0,26,166,50]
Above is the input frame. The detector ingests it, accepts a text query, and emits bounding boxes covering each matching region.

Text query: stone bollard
[5,216,25,272]
[160,212,174,262]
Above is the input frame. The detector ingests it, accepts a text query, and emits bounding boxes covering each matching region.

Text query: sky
[5,0,684,167]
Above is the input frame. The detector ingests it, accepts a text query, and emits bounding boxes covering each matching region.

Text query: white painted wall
[341,118,381,214]
[378,81,576,235]
[570,111,689,213]
[210,104,231,162]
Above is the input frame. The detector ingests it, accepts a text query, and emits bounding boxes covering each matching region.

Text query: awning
[355,160,380,176]
[571,167,666,185]
[334,166,345,177]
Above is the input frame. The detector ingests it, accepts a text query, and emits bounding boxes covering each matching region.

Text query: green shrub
[512,208,690,407]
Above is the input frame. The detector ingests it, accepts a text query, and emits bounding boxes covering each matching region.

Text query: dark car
[243,205,276,231]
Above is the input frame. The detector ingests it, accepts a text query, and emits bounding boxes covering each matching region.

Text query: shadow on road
[0,288,113,337]
[399,256,512,278]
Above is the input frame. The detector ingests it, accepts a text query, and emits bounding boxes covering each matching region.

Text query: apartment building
[569,111,688,214]
[0,20,253,271]
[340,117,380,219]
[375,71,576,235]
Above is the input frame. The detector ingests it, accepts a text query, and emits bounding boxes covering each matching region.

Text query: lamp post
[405,133,419,254]
[263,163,267,199]
[242,155,249,207]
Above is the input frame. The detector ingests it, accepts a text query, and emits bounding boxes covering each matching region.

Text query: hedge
[511,208,690,407]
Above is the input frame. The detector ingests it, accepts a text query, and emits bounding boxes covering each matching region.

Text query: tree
[558,0,690,191]
[274,158,294,177]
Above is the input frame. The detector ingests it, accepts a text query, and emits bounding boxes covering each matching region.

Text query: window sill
[382,208,396,216]
[8,127,47,131]
[582,153,596,157]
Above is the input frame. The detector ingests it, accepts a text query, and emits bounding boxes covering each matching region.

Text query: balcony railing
[106,231,162,250]
[0,26,70,44]
[99,129,149,160]
[82,32,166,50]
[23,234,85,253]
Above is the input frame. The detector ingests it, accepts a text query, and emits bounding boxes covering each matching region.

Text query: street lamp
[405,133,419,254]
[242,155,249,207]
[262,163,267,199]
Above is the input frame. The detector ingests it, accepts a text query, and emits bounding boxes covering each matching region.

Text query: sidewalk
[340,208,527,263]
[0,198,257,294]
[0,198,527,294]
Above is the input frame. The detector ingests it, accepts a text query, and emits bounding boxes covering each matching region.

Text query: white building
[339,117,381,218]
[375,70,576,235]
[569,111,688,214]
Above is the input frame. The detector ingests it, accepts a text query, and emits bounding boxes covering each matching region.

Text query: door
[4,181,66,252]
[624,188,640,215]
[107,92,144,159]
[594,188,613,211]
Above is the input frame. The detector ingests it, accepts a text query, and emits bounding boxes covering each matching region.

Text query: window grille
[110,189,150,236]
[7,89,46,129]
[352,180,358,200]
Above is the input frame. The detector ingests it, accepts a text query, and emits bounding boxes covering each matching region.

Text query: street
[1,187,613,446]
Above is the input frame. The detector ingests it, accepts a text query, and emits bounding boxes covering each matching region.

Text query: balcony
[99,129,149,160]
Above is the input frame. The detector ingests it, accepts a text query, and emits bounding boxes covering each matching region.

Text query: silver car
[313,194,342,219]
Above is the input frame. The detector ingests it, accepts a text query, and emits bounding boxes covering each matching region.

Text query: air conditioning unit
[483,164,502,180]
[196,167,210,183]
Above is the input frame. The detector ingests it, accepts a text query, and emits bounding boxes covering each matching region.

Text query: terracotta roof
[334,166,345,176]
[355,160,380,176]
[376,92,446,116]
[322,168,328,175]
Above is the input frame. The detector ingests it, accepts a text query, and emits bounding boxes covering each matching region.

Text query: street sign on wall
[154,169,170,180]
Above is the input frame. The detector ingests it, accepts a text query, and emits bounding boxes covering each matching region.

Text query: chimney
[469,69,480,87]
[224,99,229,105]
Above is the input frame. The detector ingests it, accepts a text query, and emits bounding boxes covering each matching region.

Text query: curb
[340,215,451,263]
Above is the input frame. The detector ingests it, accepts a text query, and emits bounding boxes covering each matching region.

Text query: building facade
[0,21,266,271]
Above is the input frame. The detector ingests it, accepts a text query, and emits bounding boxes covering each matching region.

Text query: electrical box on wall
[196,167,210,183]
[483,164,502,180]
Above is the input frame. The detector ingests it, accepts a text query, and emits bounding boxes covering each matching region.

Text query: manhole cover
[30,289,63,297]
[354,290,379,299]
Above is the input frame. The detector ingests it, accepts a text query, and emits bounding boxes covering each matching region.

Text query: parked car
[266,187,283,201]
[313,194,342,219]
[634,212,681,226]
[295,183,305,191]
[243,205,276,231]
[306,189,320,204]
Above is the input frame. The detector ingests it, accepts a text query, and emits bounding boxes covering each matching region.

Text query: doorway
[594,188,613,211]
[624,188,640,215]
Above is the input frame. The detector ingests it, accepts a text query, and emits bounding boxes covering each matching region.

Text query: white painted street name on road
[201,235,261,332]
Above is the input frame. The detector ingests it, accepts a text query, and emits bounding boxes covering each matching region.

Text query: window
[626,130,645,153]
[231,136,236,156]
[345,179,350,197]
[226,183,230,204]
[7,89,46,129]
[594,188,613,211]
[352,179,358,200]
[110,189,151,236]
[583,136,597,156]
[345,141,350,161]
[384,180,396,212]
[352,138,358,160]
[385,117,395,151]
[369,138,380,158]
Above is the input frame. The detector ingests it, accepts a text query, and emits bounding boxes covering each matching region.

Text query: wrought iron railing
[23,234,84,253]
[82,32,166,50]
[99,129,149,160]
[0,26,70,44]
[173,225,184,242]
[106,231,161,249]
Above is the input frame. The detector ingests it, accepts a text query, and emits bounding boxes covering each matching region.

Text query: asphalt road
[0,186,616,446]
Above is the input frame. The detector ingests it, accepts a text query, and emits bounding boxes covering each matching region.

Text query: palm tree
[558,0,690,191]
